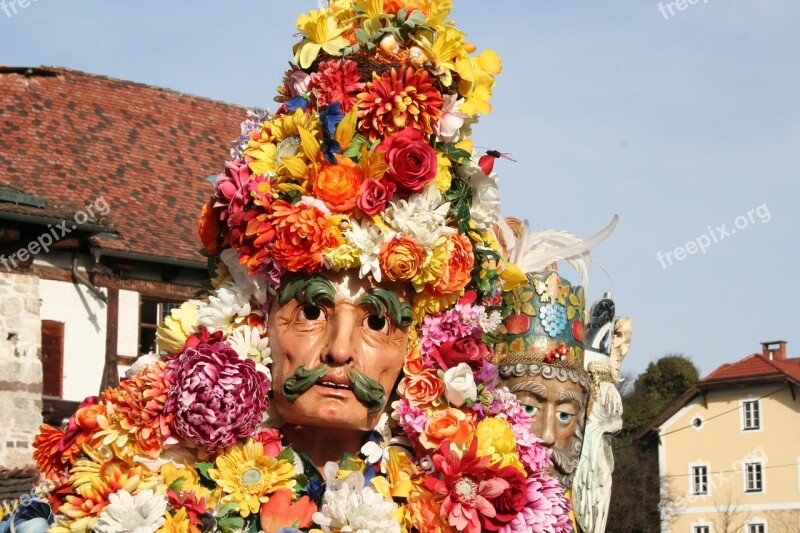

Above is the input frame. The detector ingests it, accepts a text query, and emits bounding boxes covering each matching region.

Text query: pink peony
[498,473,573,533]
[214,159,252,220]
[166,341,270,453]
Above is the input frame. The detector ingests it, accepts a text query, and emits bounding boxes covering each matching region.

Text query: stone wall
[0,272,42,469]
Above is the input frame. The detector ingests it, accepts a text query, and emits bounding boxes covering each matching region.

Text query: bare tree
[712,490,749,533]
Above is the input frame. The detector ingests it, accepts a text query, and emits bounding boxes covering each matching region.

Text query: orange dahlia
[225,208,276,273]
[33,424,73,483]
[98,361,173,458]
[269,200,339,273]
[357,67,444,140]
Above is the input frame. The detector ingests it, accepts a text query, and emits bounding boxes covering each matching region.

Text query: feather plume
[506,215,619,289]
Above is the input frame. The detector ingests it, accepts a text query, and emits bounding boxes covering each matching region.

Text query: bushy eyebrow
[558,389,585,406]
[510,381,548,400]
[278,275,336,307]
[357,287,413,328]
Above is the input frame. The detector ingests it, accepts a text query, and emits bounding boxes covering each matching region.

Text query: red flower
[358,67,443,139]
[431,335,489,371]
[376,127,438,197]
[269,200,338,273]
[424,439,510,533]
[309,59,365,112]
[260,489,317,533]
[253,427,284,457]
[481,466,529,531]
[357,178,396,215]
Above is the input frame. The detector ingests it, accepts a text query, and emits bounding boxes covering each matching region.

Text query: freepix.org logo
[656,203,771,269]
[1,0,41,18]
[0,196,110,270]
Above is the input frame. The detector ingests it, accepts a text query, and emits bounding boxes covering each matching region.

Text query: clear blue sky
[3,0,798,379]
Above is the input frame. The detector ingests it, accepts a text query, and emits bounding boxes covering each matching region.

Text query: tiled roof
[702,353,800,382]
[0,66,247,266]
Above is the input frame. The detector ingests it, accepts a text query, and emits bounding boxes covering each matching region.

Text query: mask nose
[323,306,357,366]
[538,406,556,447]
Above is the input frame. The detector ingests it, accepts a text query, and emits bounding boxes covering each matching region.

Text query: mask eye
[557,412,573,423]
[298,304,326,322]
[523,405,539,416]
[364,314,389,333]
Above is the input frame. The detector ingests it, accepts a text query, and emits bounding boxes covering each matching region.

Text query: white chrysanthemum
[220,248,270,304]
[383,184,454,249]
[345,219,388,282]
[197,281,252,334]
[458,157,500,232]
[94,489,166,533]
[312,470,401,533]
[228,325,272,380]
[480,309,503,334]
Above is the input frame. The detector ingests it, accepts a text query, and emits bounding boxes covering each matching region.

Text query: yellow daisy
[208,439,297,518]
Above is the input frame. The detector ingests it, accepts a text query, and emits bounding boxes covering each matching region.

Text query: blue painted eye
[557,412,573,423]
[523,405,538,416]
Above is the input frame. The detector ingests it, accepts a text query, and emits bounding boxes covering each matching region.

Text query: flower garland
[9,1,579,532]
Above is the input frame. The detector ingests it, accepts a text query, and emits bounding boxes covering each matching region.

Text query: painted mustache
[280,364,387,414]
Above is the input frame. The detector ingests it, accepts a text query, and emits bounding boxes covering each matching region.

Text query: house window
[742,400,761,430]
[745,462,763,493]
[691,465,708,495]
[747,524,765,533]
[139,299,181,354]
[693,526,710,533]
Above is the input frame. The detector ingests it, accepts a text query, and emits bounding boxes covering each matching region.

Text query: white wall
[39,279,107,401]
[117,289,139,357]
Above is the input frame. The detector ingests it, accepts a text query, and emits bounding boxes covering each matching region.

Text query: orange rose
[198,198,222,255]
[419,407,476,450]
[401,369,444,407]
[270,200,339,273]
[428,234,473,295]
[404,344,424,375]
[379,236,425,281]
[311,156,364,213]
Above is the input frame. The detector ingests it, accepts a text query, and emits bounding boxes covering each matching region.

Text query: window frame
[740,399,762,432]
[689,461,710,496]
[746,520,767,533]
[138,298,182,355]
[743,461,764,493]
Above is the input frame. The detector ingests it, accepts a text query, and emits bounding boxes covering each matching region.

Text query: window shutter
[41,320,64,398]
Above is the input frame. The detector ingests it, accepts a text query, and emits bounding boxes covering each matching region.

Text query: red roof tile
[0,67,247,266]
[702,352,800,382]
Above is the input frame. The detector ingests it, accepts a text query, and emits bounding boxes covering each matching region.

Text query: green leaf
[342,134,369,159]
[395,7,407,24]
[167,476,186,493]
[355,27,371,43]
[218,515,245,533]
[406,10,427,27]
[277,446,296,464]
[340,44,361,57]
[216,502,240,518]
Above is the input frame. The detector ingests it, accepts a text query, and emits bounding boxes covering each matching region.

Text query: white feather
[507,215,619,289]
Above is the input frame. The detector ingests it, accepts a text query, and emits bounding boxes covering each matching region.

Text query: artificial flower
[357,68,444,140]
[357,178,396,215]
[311,156,365,213]
[156,302,199,354]
[309,59,365,112]
[228,324,272,373]
[198,199,222,255]
[455,49,502,116]
[259,489,317,533]
[418,407,476,451]
[270,200,339,273]
[426,233,473,296]
[376,127,439,197]
[294,8,352,68]
[209,440,297,518]
[157,507,193,533]
[379,235,426,282]
[383,184,452,250]
[400,368,445,407]
[312,470,401,533]
[165,342,269,454]
[197,281,252,334]
[475,418,525,473]
[214,159,252,220]
[442,362,478,407]
[430,334,489,371]
[244,109,322,180]
[94,489,167,533]
[343,218,386,281]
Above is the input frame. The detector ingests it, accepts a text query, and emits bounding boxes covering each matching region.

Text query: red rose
[375,127,437,197]
[482,466,528,531]
[357,178,396,215]
[253,427,283,457]
[431,334,490,370]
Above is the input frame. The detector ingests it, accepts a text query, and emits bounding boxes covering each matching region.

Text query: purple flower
[166,342,269,453]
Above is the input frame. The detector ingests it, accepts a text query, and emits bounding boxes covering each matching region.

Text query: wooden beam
[99,286,120,393]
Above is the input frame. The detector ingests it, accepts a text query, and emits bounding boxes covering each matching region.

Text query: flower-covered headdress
[23,3,587,532]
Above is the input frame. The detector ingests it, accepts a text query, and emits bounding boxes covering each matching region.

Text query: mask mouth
[317,378,354,391]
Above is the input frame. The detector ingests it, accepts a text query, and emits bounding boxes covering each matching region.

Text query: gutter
[0,211,111,234]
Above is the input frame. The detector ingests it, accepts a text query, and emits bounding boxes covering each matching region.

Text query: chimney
[761,340,787,361]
